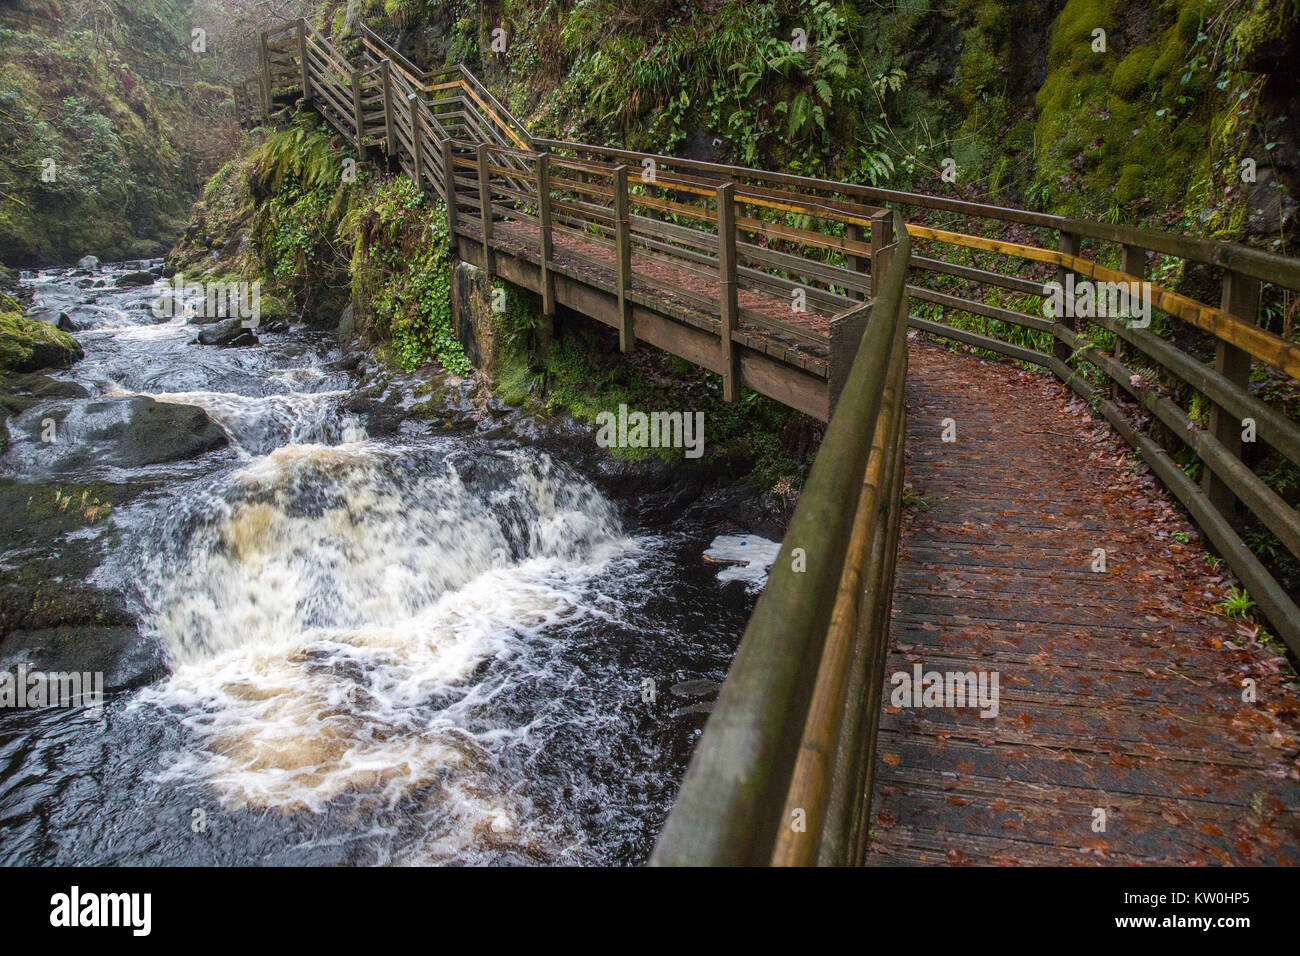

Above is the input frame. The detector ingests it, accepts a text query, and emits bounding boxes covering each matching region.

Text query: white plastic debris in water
[704,534,781,591]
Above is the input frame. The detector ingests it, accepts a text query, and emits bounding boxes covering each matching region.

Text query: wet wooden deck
[867,338,1300,865]
[460,215,836,375]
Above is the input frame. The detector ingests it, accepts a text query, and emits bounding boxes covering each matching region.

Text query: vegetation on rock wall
[169,111,468,371]
[0,0,239,266]
[488,276,815,489]
[320,0,1295,251]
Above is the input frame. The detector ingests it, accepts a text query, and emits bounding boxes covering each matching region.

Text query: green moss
[478,277,811,486]
[1113,43,1159,98]
[0,310,83,373]
[0,0,229,266]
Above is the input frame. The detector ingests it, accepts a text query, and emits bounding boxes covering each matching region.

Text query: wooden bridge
[238,20,1300,866]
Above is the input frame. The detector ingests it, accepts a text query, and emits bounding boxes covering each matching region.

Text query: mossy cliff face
[1033,0,1298,236]
[315,0,1295,243]
[0,0,236,267]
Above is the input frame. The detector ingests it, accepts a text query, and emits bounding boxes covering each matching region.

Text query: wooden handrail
[651,213,913,865]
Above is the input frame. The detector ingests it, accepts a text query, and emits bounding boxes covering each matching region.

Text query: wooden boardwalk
[471,217,835,372]
[868,339,1300,865]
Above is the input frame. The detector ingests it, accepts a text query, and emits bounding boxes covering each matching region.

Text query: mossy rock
[1112,42,1159,98]
[0,310,83,373]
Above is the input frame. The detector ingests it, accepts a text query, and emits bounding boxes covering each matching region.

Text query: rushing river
[0,263,760,865]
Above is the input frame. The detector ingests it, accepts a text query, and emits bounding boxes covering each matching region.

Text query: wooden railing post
[1052,230,1079,365]
[1115,243,1146,399]
[846,222,865,275]
[717,181,739,401]
[409,94,424,192]
[536,152,555,320]
[260,31,272,116]
[613,165,634,352]
[297,19,311,103]
[441,139,457,231]
[477,144,494,277]
[1204,268,1259,514]
[869,209,893,287]
[350,69,365,154]
[380,60,396,161]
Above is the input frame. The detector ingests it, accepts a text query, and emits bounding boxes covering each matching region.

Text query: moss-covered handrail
[650,212,912,866]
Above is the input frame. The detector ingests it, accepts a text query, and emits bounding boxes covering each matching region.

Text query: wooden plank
[260,31,272,114]
[537,153,555,318]
[1052,230,1078,365]
[1050,356,1300,655]
[350,69,365,150]
[1205,269,1257,514]
[297,19,311,103]
[478,145,494,277]
[380,60,396,157]
[613,165,634,352]
[410,94,423,191]
[1054,322,1300,561]
[908,316,1049,366]
[441,141,458,223]
[717,182,739,401]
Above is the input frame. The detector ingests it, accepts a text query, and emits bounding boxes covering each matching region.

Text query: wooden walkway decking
[461,217,836,373]
[868,339,1300,865]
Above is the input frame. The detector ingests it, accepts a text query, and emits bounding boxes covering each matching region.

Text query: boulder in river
[0,626,168,691]
[11,396,229,475]
[67,396,229,468]
[0,311,84,373]
[193,317,257,348]
[77,255,99,271]
[116,270,157,288]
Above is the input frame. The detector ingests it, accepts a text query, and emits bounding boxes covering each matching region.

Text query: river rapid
[0,262,763,865]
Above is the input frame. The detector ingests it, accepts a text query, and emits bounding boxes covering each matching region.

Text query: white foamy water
[704,534,781,591]
[122,388,366,453]
[132,442,633,859]
[4,264,753,867]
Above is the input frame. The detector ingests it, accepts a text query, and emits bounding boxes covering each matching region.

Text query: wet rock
[116,270,157,288]
[338,301,356,339]
[28,397,229,472]
[670,679,720,698]
[76,255,99,271]
[0,626,168,691]
[192,317,257,347]
[0,478,145,639]
[2,372,89,401]
[92,397,229,466]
